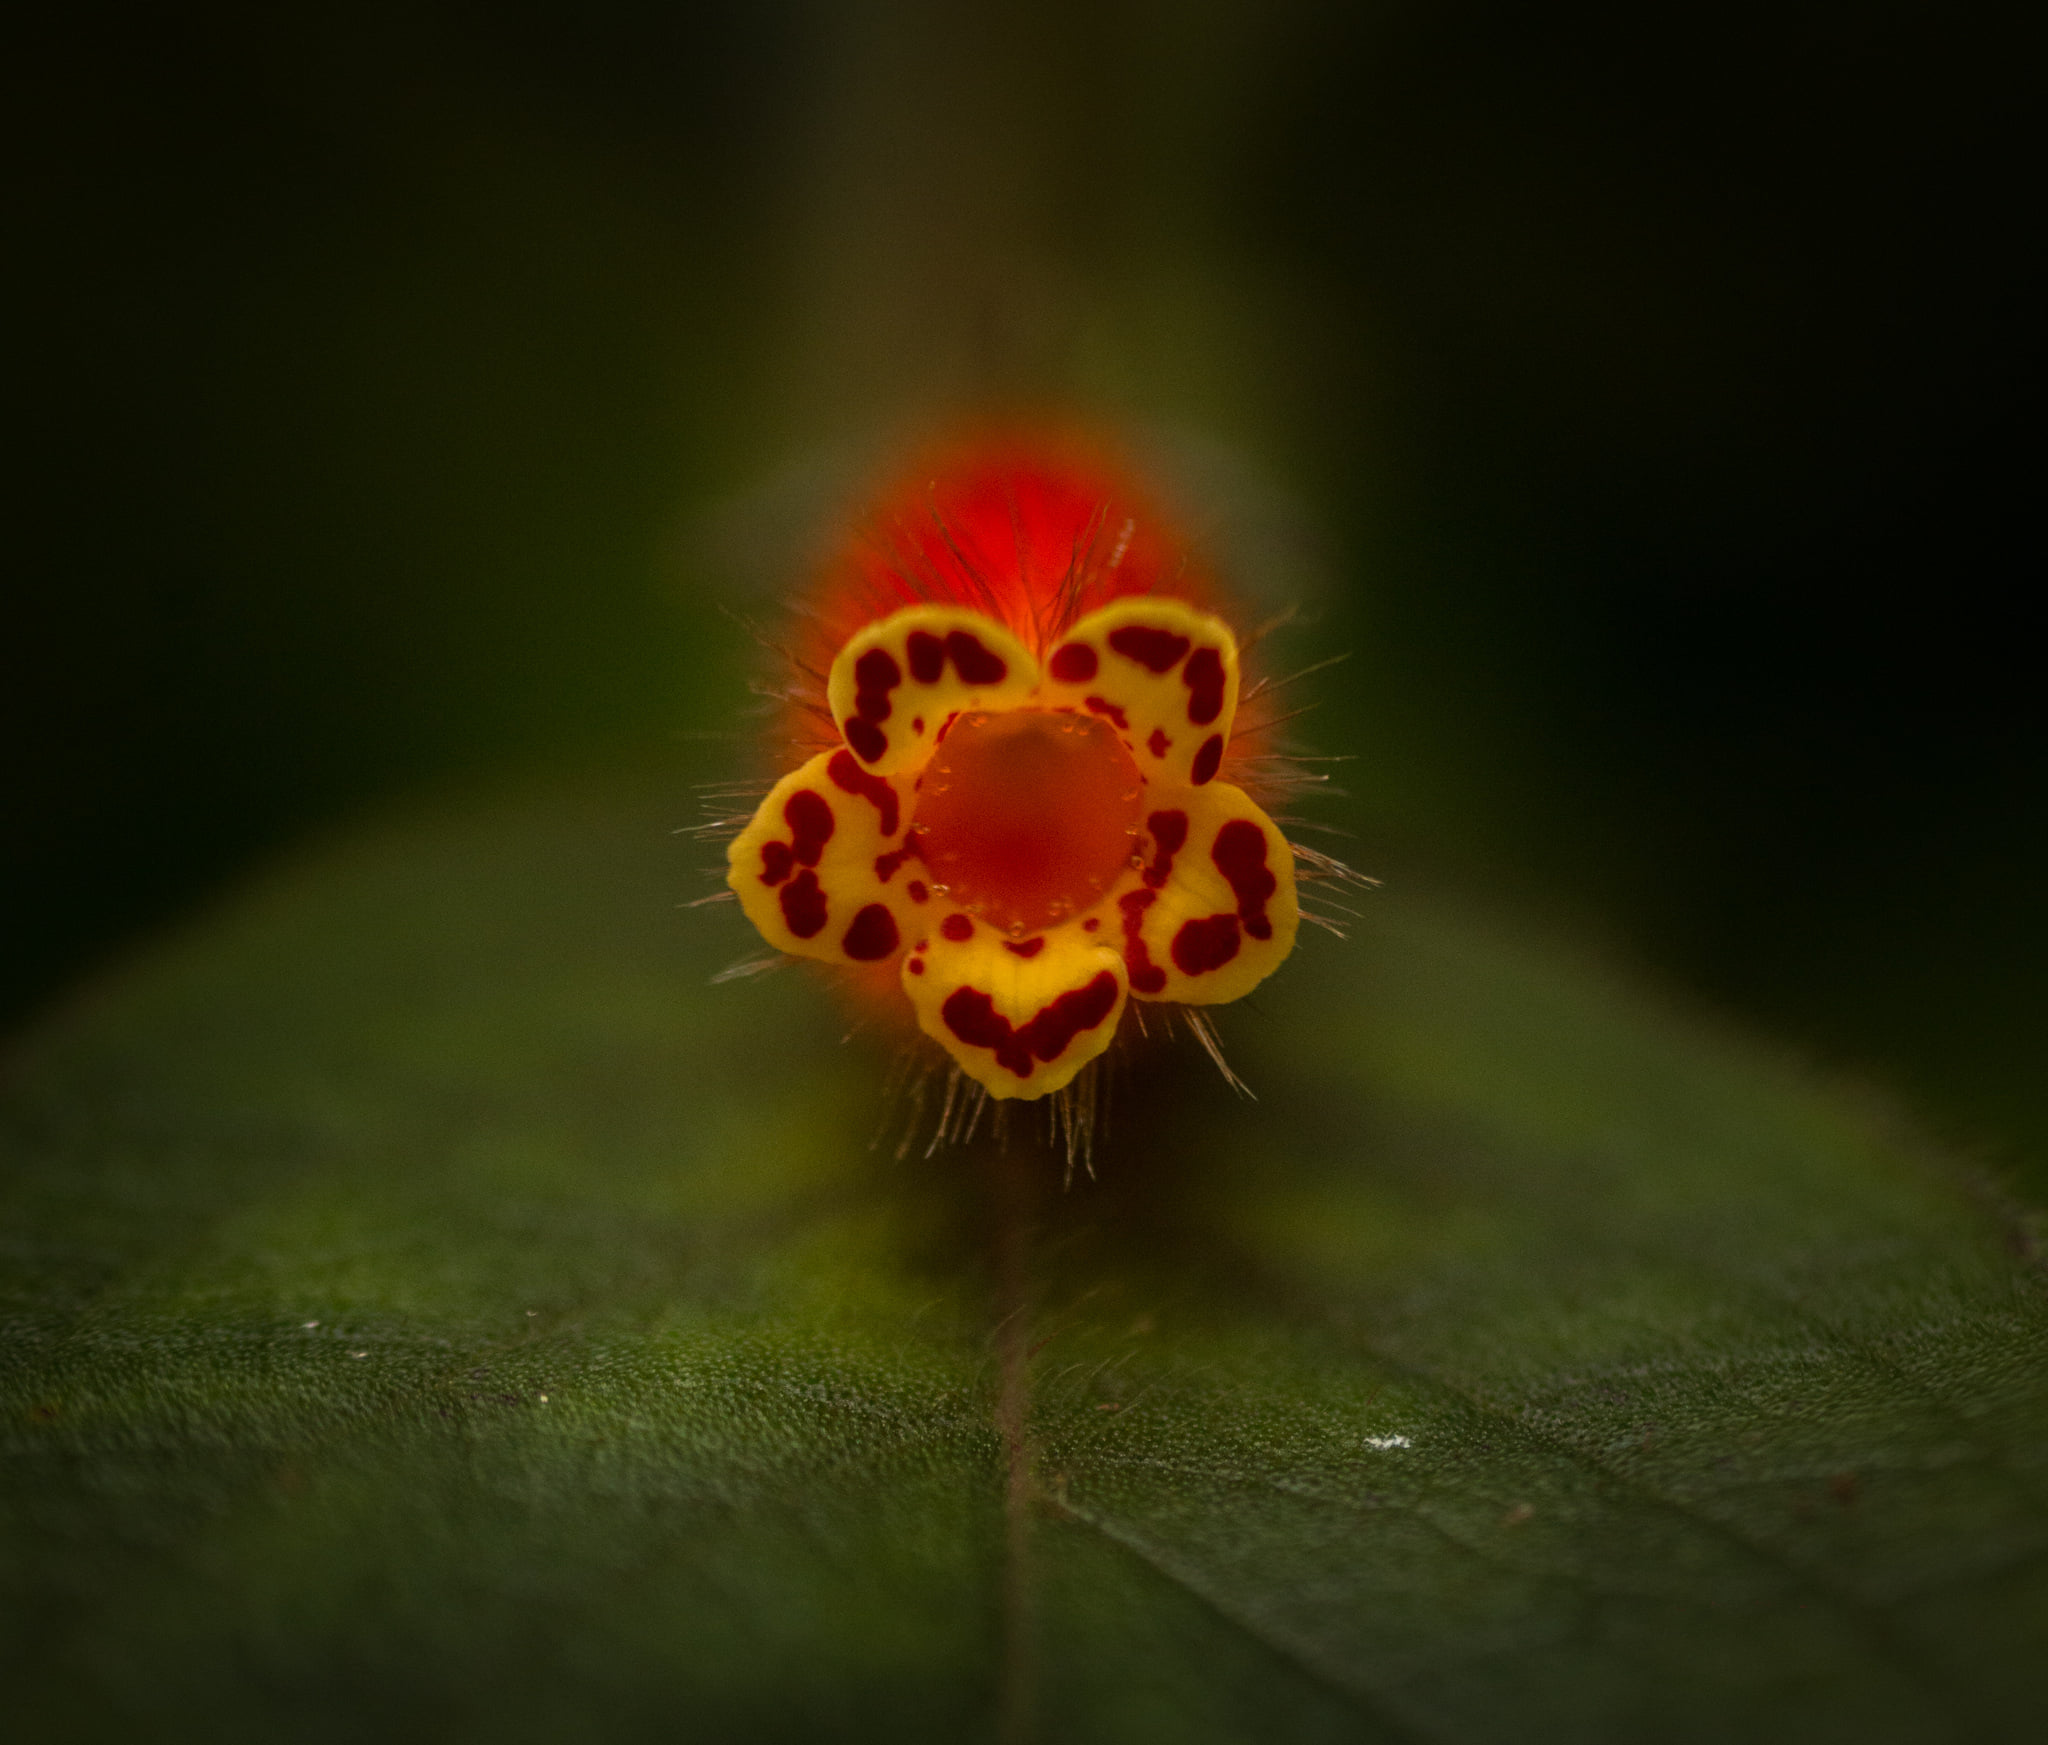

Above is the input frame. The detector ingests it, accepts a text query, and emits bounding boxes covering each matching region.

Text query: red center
[912,710,1143,934]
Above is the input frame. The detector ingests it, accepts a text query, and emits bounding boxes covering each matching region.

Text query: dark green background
[9,0,2040,1181]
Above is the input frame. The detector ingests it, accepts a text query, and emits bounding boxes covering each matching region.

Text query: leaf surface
[3,774,2042,1742]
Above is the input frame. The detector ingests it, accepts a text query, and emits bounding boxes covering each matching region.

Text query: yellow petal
[900,909,1128,1100]
[1112,782,1298,1006]
[726,750,931,965]
[1038,598,1240,790]
[826,607,1038,776]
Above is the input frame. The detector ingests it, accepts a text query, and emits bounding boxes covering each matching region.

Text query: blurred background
[8,2,2040,1189]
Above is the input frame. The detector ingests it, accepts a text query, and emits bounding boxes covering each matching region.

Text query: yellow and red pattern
[727,432,1298,1100]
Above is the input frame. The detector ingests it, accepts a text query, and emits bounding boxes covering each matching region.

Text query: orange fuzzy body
[735,428,1298,1096]
[779,429,1235,746]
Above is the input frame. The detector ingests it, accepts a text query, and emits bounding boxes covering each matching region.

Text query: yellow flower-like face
[726,597,1298,1100]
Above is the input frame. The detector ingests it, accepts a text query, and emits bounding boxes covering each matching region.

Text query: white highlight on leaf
[1364,1434,1412,1450]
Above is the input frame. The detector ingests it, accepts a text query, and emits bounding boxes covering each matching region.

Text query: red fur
[778,429,1236,751]
[762,427,1278,1028]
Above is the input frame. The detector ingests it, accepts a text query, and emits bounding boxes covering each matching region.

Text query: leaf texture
[2,773,2042,1743]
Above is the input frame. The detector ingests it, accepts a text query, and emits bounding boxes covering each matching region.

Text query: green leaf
[4,772,2043,1743]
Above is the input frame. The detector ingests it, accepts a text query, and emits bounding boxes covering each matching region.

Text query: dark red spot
[785,790,834,864]
[909,957,925,974]
[1120,888,1166,994]
[912,717,924,734]
[1190,734,1224,785]
[1143,809,1188,888]
[873,833,922,882]
[779,870,828,938]
[1109,624,1191,673]
[1147,727,1171,759]
[841,903,900,961]
[1084,695,1129,730]
[1017,972,1119,1064]
[849,648,902,762]
[946,630,1008,685]
[761,791,832,896]
[908,879,930,903]
[855,646,901,700]
[941,987,1031,1077]
[828,749,900,836]
[941,913,975,942]
[1050,641,1097,682]
[1083,917,1099,932]
[1183,646,1226,726]
[1172,913,1240,975]
[845,719,886,763]
[1212,819,1277,940]
[941,972,1120,1078]
[1004,937,1045,958]
[906,630,945,684]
